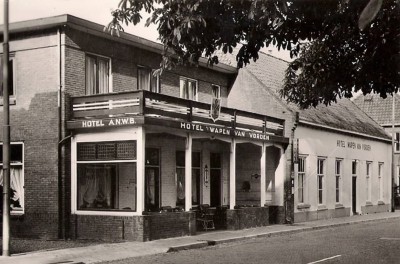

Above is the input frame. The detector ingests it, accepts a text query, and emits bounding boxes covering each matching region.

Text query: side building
[225,51,393,222]
[0,15,293,241]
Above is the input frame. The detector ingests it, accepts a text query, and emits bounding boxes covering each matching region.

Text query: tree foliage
[108,0,400,108]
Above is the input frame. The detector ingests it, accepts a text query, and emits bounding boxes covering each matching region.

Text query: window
[0,143,24,212]
[77,141,137,211]
[395,133,400,152]
[211,84,221,99]
[180,77,197,100]
[352,160,357,176]
[317,158,325,205]
[176,151,201,206]
[0,57,15,98]
[335,159,342,203]
[378,163,383,201]
[85,54,110,95]
[138,67,160,93]
[298,157,306,203]
[366,162,372,201]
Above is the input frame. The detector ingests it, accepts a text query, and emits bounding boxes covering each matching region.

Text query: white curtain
[79,166,113,209]
[98,58,109,94]
[0,166,24,210]
[85,56,96,95]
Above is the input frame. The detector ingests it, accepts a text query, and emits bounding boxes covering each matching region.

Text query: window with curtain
[335,159,342,203]
[366,162,372,201]
[77,141,137,211]
[378,163,383,201]
[138,67,160,93]
[180,77,197,100]
[0,143,24,212]
[85,54,110,95]
[211,84,221,99]
[175,151,201,206]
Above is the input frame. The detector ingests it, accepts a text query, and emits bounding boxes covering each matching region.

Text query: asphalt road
[101,218,400,264]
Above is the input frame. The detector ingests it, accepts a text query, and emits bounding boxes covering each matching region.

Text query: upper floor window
[0,57,15,98]
[85,54,110,95]
[211,84,221,99]
[138,67,160,93]
[0,143,24,213]
[180,77,197,101]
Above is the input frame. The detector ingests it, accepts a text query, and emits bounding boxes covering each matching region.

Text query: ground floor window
[298,157,306,203]
[77,141,137,211]
[0,143,24,212]
[317,158,325,205]
[176,151,201,207]
[335,159,342,203]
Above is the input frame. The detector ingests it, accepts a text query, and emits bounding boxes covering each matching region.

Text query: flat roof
[0,14,237,75]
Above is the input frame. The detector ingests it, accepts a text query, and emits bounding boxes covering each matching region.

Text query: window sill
[365,201,373,206]
[0,97,16,106]
[335,203,345,209]
[297,203,311,209]
[317,205,328,211]
[378,201,385,205]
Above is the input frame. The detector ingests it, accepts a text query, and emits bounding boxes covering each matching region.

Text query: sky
[0,0,291,60]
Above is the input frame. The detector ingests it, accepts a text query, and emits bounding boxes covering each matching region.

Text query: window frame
[175,151,201,206]
[0,142,24,214]
[297,156,306,204]
[378,162,384,201]
[137,66,160,93]
[335,159,342,204]
[366,161,372,202]
[395,132,400,153]
[76,140,137,212]
[85,53,112,95]
[317,158,325,205]
[179,77,198,101]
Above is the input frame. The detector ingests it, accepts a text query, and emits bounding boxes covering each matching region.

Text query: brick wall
[0,31,61,239]
[71,212,195,241]
[226,207,270,230]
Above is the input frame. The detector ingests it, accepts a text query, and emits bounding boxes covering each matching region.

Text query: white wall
[295,125,392,214]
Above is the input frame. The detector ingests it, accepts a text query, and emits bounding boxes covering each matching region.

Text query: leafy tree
[108,0,399,108]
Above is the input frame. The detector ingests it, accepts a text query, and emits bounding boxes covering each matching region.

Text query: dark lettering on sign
[337,139,371,151]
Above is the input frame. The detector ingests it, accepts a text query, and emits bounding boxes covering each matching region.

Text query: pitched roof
[221,49,390,141]
[353,93,400,126]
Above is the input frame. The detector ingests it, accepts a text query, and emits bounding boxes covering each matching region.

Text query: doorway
[352,176,357,215]
[145,148,160,211]
[210,152,221,207]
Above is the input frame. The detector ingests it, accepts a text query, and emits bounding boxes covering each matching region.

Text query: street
[101,218,400,264]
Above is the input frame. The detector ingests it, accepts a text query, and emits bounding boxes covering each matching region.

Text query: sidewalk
[1,211,400,264]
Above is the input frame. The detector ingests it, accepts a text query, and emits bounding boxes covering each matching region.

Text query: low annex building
[225,50,393,222]
[0,15,292,241]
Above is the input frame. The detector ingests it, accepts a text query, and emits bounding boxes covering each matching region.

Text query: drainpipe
[57,28,64,239]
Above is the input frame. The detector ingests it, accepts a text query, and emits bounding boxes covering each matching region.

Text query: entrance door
[145,148,160,211]
[210,153,221,207]
[352,177,357,214]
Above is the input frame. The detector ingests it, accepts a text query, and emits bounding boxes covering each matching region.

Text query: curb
[167,215,400,253]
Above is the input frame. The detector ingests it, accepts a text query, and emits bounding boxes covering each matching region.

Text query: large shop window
[85,54,110,95]
[138,67,160,93]
[180,77,198,101]
[176,151,201,206]
[77,141,137,211]
[0,143,24,212]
